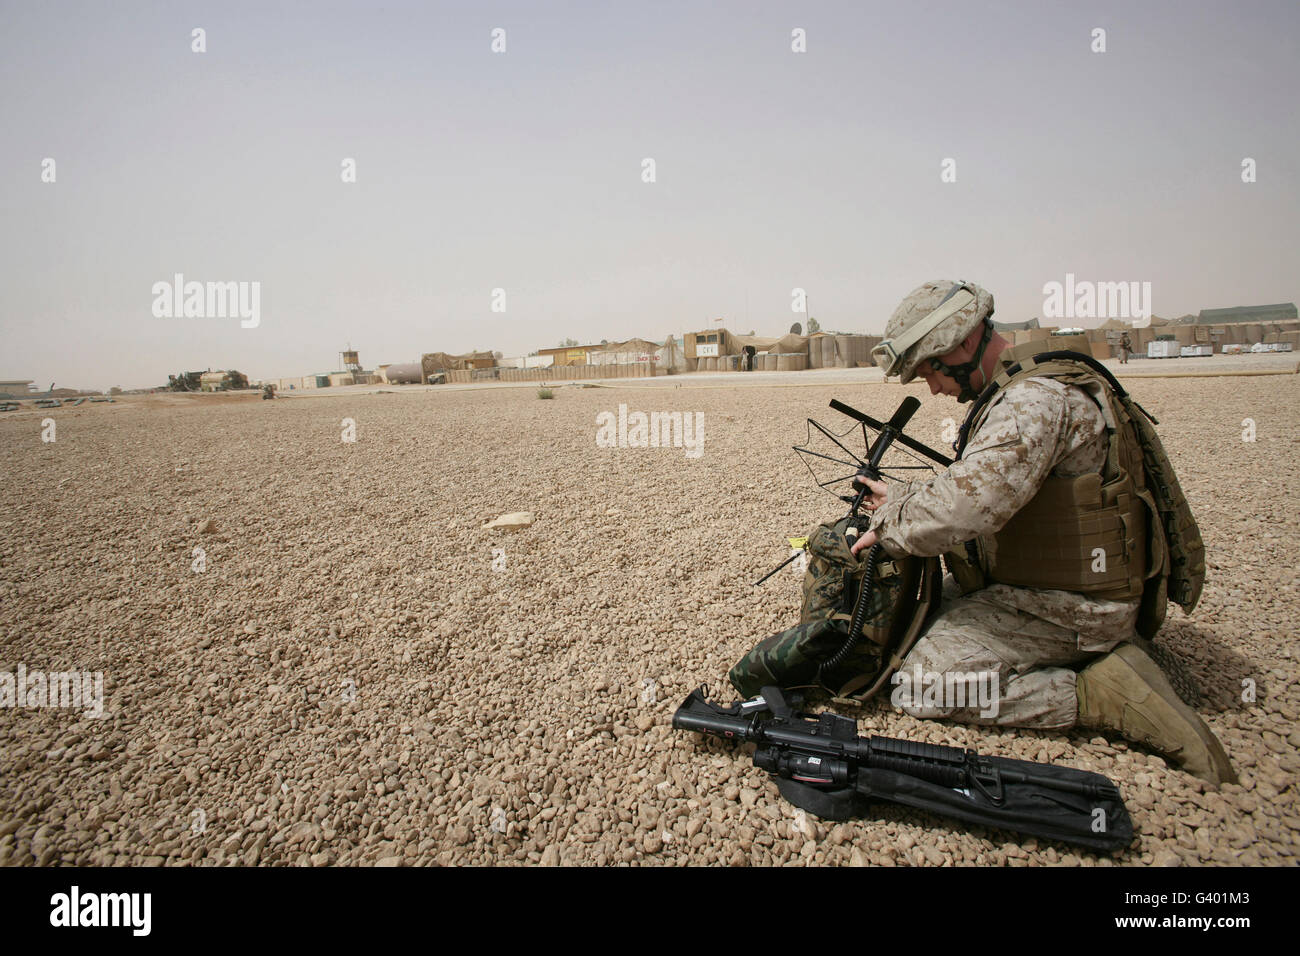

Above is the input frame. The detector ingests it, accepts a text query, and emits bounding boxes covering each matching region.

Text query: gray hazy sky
[2,0,1297,390]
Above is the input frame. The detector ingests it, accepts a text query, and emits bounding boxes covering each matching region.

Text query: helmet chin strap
[928,320,993,403]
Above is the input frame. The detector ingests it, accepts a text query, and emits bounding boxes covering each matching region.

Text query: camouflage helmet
[873,280,995,385]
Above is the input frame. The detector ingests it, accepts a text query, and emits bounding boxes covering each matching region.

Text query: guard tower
[340,347,362,375]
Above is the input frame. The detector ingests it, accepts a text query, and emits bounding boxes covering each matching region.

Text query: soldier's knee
[889,656,1006,723]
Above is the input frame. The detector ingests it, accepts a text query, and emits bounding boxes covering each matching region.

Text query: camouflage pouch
[800,517,869,625]
[730,517,929,699]
[729,619,877,700]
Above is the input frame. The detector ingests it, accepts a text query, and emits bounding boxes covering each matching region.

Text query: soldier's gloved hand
[850,528,878,557]
[852,475,889,512]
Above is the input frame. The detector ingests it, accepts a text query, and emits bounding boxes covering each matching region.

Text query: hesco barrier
[776,352,807,371]
[836,335,854,367]
[834,335,880,368]
[444,363,661,383]
[820,336,836,368]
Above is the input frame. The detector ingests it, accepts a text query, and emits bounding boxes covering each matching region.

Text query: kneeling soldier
[854,280,1234,786]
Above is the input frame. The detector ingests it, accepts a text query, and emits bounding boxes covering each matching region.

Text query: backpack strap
[838,555,943,701]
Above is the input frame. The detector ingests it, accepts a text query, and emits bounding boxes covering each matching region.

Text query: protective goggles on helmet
[871,281,977,377]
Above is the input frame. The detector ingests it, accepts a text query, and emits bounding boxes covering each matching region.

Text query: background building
[1197,303,1298,325]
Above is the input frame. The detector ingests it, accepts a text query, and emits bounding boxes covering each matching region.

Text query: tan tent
[993,318,1042,332]
[767,332,808,354]
[421,352,467,378]
[1097,317,1135,330]
[593,337,662,354]
[729,333,781,353]
[658,336,688,373]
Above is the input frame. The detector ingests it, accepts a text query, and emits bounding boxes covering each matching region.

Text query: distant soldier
[262,383,275,400]
[857,280,1234,785]
[1119,331,1133,364]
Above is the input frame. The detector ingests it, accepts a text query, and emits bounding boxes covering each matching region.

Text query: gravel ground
[1,374,1297,867]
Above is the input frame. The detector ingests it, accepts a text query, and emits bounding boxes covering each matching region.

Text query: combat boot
[1076,643,1236,786]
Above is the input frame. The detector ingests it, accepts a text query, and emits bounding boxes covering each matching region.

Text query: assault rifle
[674,685,1132,851]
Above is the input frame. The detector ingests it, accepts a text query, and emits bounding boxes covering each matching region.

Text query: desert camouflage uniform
[870,376,1140,729]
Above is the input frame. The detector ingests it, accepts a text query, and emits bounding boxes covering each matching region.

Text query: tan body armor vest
[950,344,1160,612]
